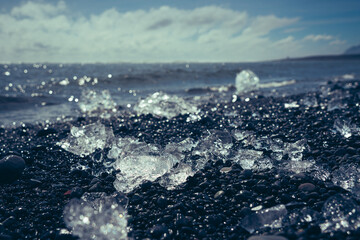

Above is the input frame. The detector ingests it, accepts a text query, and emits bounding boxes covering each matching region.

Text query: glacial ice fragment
[63,193,128,240]
[235,70,259,94]
[232,149,263,169]
[284,101,299,108]
[134,92,199,119]
[283,207,320,226]
[320,194,360,233]
[79,90,117,117]
[331,164,360,196]
[159,163,195,190]
[58,123,114,157]
[113,152,178,193]
[241,204,288,233]
[333,118,359,138]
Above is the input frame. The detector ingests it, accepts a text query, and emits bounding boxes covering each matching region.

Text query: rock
[248,235,288,240]
[298,183,316,192]
[0,155,25,184]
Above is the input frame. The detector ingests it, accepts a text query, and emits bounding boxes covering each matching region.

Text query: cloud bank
[0,1,346,63]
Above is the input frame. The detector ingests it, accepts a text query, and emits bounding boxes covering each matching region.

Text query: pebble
[220,167,232,173]
[248,235,288,240]
[214,190,225,198]
[298,183,316,192]
[0,155,25,184]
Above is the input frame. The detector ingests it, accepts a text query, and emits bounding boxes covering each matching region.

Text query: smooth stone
[0,155,26,184]
[298,183,316,192]
[248,235,288,240]
[214,190,225,198]
[220,167,232,173]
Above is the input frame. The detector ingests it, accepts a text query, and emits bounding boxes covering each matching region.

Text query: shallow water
[1,59,360,126]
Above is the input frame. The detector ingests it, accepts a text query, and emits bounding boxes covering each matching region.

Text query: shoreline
[1,79,360,239]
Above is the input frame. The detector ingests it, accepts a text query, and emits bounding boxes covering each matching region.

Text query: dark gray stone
[248,235,288,240]
[0,155,25,184]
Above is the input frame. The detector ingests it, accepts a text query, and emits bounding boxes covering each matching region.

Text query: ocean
[1,59,359,126]
[2,58,360,239]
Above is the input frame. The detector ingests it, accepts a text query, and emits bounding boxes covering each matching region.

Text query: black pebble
[0,155,26,184]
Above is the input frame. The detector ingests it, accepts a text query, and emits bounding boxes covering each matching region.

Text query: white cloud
[0,1,341,62]
[330,39,346,45]
[303,34,333,42]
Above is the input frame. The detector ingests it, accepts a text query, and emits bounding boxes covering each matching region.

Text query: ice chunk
[134,92,199,119]
[333,118,359,138]
[284,159,315,174]
[283,207,320,226]
[159,163,195,190]
[241,204,288,233]
[192,130,233,168]
[300,95,318,108]
[79,90,117,117]
[232,130,254,142]
[113,152,179,193]
[284,101,299,108]
[310,165,331,182]
[232,149,269,170]
[320,194,360,233]
[331,164,360,195]
[235,70,259,94]
[58,123,114,157]
[285,139,308,161]
[63,193,128,240]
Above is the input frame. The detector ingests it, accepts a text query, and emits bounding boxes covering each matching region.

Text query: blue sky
[0,0,359,63]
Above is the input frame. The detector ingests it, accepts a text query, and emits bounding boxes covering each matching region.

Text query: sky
[0,0,359,63]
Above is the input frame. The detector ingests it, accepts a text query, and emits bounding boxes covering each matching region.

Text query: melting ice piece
[134,92,199,119]
[232,130,254,142]
[284,101,299,108]
[285,139,308,161]
[320,194,360,233]
[333,118,359,138]
[235,70,259,94]
[300,95,318,108]
[232,149,271,170]
[283,207,320,226]
[310,165,331,182]
[79,89,117,117]
[113,151,179,193]
[192,130,233,169]
[64,193,128,240]
[331,164,360,194]
[58,123,114,157]
[241,204,288,233]
[159,163,195,190]
[284,159,315,174]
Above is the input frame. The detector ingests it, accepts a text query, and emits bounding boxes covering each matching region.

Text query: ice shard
[134,92,199,119]
[235,70,260,94]
[320,194,360,233]
[63,193,128,240]
[241,204,288,233]
[58,122,114,157]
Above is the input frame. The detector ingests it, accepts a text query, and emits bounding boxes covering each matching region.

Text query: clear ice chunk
[79,90,117,117]
[284,101,299,108]
[192,130,233,169]
[232,130,254,142]
[114,153,178,193]
[134,92,199,119]
[241,204,288,233]
[300,95,318,108]
[235,70,260,94]
[159,163,195,190]
[285,139,308,161]
[333,118,359,138]
[58,123,114,157]
[232,149,266,170]
[283,207,320,226]
[63,193,128,240]
[331,164,360,195]
[320,194,360,233]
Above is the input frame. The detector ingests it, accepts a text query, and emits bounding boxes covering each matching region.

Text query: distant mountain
[344,44,360,55]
